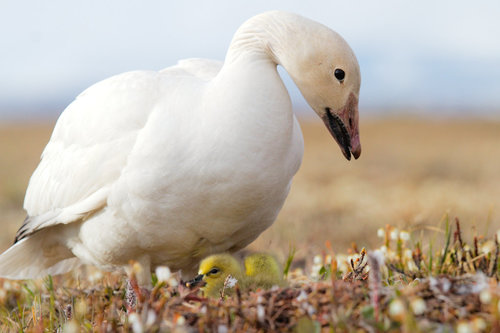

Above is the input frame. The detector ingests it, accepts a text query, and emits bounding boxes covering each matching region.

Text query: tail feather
[0,231,80,280]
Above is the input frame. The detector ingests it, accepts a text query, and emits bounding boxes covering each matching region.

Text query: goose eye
[208,267,220,275]
[334,68,345,82]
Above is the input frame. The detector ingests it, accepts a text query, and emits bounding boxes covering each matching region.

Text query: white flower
[403,249,413,260]
[407,260,418,272]
[429,277,451,293]
[225,275,238,288]
[310,255,324,279]
[472,317,486,331]
[145,310,157,326]
[310,264,322,279]
[176,315,186,326]
[336,255,349,273]
[132,262,143,275]
[385,249,397,260]
[325,255,332,264]
[168,277,178,287]
[399,231,410,241]
[410,298,426,315]
[62,320,79,333]
[296,290,308,302]
[370,249,386,268]
[480,241,495,255]
[218,325,228,333]
[155,266,171,283]
[128,313,143,333]
[389,299,405,319]
[456,321,473,333]
[479,289,492,304]
[257,305,265,322]
[88,269,103,283]
[390,228,399,240]
[377,228,385,238]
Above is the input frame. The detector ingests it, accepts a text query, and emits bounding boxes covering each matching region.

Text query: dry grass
[0,217,498,332]
[0,122,55,248]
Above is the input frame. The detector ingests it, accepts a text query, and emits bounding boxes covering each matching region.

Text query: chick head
[189,253,244,297]
[244,253,284,289]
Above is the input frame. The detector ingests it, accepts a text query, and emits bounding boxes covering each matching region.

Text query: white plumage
[0,11,361,285]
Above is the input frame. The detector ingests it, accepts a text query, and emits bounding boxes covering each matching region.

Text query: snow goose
[0,11,361,285]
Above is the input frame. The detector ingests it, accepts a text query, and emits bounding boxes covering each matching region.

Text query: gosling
[187,253,284,297]
[244,253,284,290]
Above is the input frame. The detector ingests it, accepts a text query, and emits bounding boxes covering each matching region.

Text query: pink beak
[321,93,361,160]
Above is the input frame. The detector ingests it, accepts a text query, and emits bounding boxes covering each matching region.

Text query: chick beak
[185,274,206,288]
[321,93,361,160]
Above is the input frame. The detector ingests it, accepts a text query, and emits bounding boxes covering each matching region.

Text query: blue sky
[1,0,500,120]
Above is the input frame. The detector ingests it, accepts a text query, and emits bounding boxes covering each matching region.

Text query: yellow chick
[187,253,284,298]
[188,253,245,298]
[244,253,285,289]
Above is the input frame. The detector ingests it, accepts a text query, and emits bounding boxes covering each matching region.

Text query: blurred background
[1,1,499,259]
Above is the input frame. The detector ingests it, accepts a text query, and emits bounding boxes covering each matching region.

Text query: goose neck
[224,11,306,70]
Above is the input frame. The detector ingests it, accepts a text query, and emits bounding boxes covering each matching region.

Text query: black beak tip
[343,148,352,161]
[324,108,353,162]
[186,274,205,288]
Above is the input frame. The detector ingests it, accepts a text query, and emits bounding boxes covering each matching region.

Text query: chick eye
[334,68,345,82]
[208,267,220,275]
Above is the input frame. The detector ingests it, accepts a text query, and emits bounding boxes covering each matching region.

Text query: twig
[368,251,384,323]
[490,234,499,278]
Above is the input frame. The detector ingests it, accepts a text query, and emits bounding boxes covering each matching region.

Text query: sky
[1,0,500,120]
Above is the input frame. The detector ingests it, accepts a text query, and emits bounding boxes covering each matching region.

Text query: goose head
[278,18,362,160]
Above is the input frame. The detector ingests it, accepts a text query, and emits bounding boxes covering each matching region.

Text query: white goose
[0,11,361,285]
